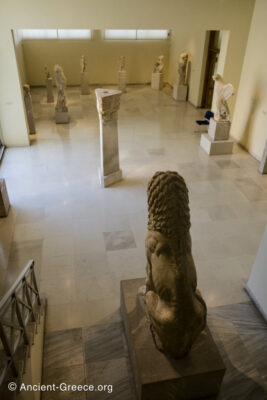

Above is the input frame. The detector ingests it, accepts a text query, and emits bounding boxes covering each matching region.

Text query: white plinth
[99,168,122,188]
[46,78,54,103]
[80,72,89,95]
[99,119,121,187]
[151,72,163,90]
[259,140,267,174]
[200,134,234,155]
[55,110,69,124]
[208,118,230,141]
[172,84,188,101]
[118,70,127,92]
[246,226,267,321]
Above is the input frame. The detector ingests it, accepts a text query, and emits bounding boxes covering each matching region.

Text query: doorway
[201,31,220,109]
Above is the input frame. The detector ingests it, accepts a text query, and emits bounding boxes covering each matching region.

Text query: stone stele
[118,56,127,92]
[120,172,225,399]
[95,88,122,187]
[54,64,69,123]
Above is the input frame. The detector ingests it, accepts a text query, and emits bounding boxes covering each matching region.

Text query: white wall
[13,29,27,85]
[21,31,170,86]
[231,0,267,160]
[0,0,255,147]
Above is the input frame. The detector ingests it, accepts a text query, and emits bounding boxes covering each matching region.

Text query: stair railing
[0,259,41,386]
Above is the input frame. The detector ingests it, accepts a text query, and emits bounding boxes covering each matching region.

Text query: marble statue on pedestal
[54,64,69,123]
[23,84,36,134]
[153,55,164,73]
[200,74,235,155]
[80,55,89,95]
[139,171,207,358]
[118,56,127,92]
[173,52,189,101]
[213,74,234,122]
[178,52,188,85]
[44,65,54,103]
[95,88,122,187]
[151,55,164,90]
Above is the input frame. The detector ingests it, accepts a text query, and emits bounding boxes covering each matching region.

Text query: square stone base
[121,278,226,400]
[0,179,10,217]
[173,84,188,101]
[99,168,122,188]
[208,118,230,141]
[200,134,234,155]
[151,73,163,90]
[55,111,69,124]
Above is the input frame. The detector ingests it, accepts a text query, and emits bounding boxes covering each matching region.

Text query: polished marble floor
[41,302,267,399]
[0,85,267,335]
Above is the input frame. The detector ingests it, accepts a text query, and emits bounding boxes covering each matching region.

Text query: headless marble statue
[178,52,188,85]
[153,55,164,73]
[212,74,234,122]
[140,171,207,358]
[54,64,67,112]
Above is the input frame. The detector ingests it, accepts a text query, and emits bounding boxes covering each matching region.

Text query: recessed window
[21,29,92,40]
[58,29,91,39]
[104,30,137,40]
[137,30,169,40]
[21,29,57,39]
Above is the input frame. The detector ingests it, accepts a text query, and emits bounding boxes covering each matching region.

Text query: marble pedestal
[24,95,36,134]
[46,78,54,103]
[151,73,163,90]
[200,134,234,155]
[80,72,89,95]
[55,110,69,124]
[118,70,127,92]
[259,140,267,174]
[121,278,226,400]
[173,84,188,101]
[200,118,233,155]
[0,179,10,217]
[95,88,122,188]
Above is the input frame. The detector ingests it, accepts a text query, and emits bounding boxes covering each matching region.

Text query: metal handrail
[0,259,41,387]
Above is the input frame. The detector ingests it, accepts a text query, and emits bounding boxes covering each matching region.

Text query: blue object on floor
[196,110,214,126]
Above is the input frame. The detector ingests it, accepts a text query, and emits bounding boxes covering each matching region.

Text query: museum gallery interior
[0,0,267,399]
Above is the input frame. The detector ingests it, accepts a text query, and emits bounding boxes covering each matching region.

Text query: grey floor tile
[44,328,84,369]
[83,322,125,363]
[103,230,136,251]
[85,357,135,400]
[42,364,86,400]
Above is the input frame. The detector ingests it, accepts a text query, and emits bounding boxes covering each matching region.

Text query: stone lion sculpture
[142,171,207,358]
[212,74,234,122]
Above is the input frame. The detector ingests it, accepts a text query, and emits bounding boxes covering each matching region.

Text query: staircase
[0,260,46,400]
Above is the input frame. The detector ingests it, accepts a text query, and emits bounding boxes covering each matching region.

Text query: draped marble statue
[212,74,234,122]
[140,171,207,358]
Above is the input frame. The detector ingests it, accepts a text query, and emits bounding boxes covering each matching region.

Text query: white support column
[95,88,122,187]
[118,70,127,92]
[151,72,163,90]
[200,118,234,155]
